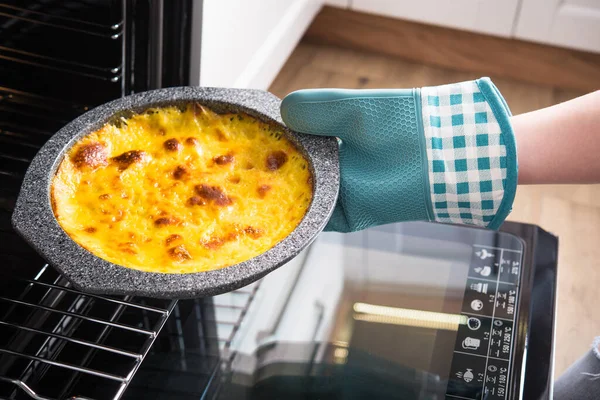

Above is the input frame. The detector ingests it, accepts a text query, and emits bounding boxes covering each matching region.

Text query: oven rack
[212,284,260,351]
[211,282,261,380]
[0,46,123,82]
[0,1,210,397]
[0,264,176,400]
[0,3,124,82]
[0,3,123,35]
[0,88,89,204]
[120,284,262,400]
[0,265,261,400]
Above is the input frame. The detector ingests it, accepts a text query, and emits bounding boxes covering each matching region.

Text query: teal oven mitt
[281,77,518,232]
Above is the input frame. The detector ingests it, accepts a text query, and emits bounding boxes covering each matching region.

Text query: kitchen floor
[270,39,600,378]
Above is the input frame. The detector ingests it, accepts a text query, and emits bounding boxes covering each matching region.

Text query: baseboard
[304,6,600,92]
[234,0,323,90]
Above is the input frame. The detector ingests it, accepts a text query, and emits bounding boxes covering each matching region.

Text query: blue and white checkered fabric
[421,81,507,227]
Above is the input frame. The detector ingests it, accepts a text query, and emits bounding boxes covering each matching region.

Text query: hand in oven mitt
[280,78,517,232]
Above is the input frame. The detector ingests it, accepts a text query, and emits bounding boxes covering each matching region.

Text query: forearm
[512,90,600,184]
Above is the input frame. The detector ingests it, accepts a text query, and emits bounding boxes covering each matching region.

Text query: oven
[0,1,558,399]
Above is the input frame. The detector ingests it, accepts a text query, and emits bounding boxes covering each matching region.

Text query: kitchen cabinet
[200,0,321,89]
[515,0,600,53]
[350,0,521,37]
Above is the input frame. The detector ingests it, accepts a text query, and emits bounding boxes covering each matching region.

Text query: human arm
[513,90,600,184]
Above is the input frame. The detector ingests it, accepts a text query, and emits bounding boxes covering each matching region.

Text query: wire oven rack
[0,263,176,400]
[0,266,260,400]
[0,2,124,84]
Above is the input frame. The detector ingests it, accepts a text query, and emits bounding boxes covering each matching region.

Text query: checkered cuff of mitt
[420,78,517,229]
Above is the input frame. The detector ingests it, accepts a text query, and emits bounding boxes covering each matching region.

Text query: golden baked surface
[51,104,313,273]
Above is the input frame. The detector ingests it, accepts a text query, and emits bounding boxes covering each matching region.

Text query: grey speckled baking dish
[11,87,339,299]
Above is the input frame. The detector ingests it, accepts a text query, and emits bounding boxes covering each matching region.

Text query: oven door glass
[217,222,524,400]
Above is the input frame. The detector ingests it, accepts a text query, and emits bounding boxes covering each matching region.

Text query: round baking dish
[11,87,339,298]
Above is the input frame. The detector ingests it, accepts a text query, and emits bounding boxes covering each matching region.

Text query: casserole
[11,87,339,298]
[51,103,314,274]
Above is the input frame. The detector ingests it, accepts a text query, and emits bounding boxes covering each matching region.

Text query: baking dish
[11,87,339,298]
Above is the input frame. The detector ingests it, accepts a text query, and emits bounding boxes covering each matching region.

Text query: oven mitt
[281,77,517,232]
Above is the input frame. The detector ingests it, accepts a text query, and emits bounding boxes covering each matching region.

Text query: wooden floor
[270,40,600,378]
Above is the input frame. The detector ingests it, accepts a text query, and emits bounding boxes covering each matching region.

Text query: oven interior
[0,1,250,399]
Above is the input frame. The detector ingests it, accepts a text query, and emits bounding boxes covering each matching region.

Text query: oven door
[213,222,549,400]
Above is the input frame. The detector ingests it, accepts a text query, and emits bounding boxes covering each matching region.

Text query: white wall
[351,0,521,37]
[323,0,350,7]
[353,0,600,52]
[515,0,600,53]
[200,0,322,89]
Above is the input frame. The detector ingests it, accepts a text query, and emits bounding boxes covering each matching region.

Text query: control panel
[446,245,522,400]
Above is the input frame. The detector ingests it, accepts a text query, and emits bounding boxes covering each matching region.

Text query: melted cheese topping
[51,104,313,273]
